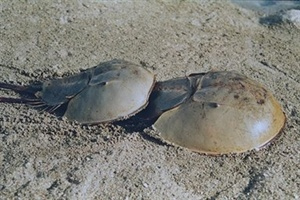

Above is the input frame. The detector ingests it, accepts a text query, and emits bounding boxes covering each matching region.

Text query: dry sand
[0,1,299,199]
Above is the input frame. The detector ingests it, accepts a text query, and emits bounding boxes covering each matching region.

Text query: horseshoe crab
[144,71,286,154]
[0,61,285,154]
[0,59,155,124]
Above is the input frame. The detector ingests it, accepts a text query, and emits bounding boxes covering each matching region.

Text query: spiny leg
[0,96,36,104]
[0,81,47,108]
[0,96,47,107]
[0,82,39,103]
[0,92,65,116]
[0,82,30,93]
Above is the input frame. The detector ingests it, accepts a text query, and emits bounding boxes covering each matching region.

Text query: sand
[0,1,299,199]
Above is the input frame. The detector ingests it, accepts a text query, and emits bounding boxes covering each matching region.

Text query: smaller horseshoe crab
[0,59,155,124]
[144,71,286,155]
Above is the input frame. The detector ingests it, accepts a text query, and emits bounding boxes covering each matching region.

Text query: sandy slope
[0,1,299,199]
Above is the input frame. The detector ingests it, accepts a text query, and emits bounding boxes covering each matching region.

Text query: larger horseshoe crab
[0,59,155,124]
[144,71,286,154]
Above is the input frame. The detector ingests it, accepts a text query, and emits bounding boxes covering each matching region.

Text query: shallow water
[232,0,300,14]
[233,0,300,26]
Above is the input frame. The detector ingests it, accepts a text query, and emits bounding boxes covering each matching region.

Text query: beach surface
[0,1,299,199]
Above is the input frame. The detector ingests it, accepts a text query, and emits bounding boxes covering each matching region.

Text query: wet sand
[0,1,299,199]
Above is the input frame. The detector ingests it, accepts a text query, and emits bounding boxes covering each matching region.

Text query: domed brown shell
[0,59,155,124]
[62,59,155,124]
[151,71,285,154]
